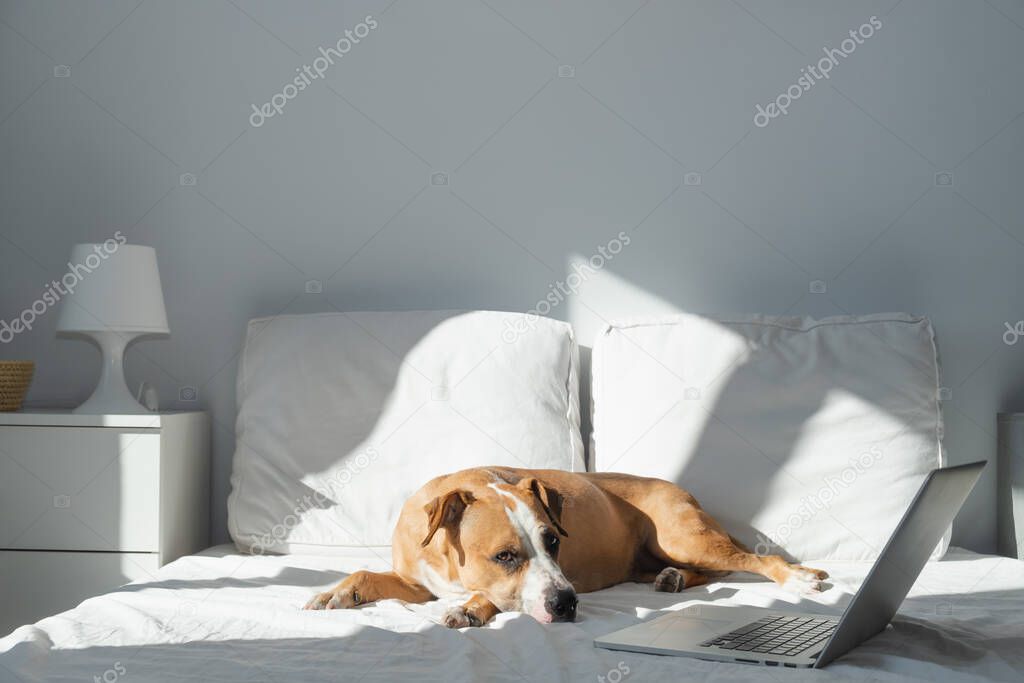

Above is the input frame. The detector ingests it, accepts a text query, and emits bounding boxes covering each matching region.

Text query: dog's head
[420,477,577,623]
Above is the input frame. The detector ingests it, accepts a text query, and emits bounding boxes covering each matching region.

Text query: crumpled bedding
[1,545,1021,682]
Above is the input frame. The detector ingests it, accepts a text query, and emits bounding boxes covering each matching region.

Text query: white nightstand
[0,411,209,636]
[998,413,1024,559]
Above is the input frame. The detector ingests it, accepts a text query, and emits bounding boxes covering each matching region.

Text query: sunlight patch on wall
[563,251,683,346]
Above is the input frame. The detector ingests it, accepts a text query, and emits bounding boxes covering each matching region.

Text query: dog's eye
[543,533,559,549]
[494,550,515,563]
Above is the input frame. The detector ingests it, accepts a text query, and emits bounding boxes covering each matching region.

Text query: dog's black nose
[547,588,578,622]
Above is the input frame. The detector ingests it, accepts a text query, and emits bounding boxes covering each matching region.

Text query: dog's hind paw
[782,566,829,595]
[654,567,687,593]
[653,567,707,592]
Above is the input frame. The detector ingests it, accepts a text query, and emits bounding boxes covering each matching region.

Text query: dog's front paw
[442,606,482,629]
[303,587,362,610]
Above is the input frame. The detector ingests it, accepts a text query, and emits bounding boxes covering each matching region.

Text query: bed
[3,311,1021,681]
[2,545,1022,682]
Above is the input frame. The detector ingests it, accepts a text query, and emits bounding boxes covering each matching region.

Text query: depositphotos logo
[249,15,378,127]
[754,15,882,128]
[1,232,127,344]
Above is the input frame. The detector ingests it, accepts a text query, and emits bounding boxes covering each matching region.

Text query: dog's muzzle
[546,588,578,622]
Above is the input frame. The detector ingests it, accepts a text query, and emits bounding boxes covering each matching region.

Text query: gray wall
[2,0,1022,552]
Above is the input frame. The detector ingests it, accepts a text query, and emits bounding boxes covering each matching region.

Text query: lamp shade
[56,244,169,334]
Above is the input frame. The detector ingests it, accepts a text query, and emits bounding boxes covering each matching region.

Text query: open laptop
[594,461,985,669]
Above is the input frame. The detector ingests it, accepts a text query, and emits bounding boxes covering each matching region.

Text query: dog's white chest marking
[417,560,467,599]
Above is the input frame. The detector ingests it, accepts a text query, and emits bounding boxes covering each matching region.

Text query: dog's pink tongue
[529,605,554,624]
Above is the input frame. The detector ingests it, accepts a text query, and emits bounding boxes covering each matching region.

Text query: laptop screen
[814,462,984,668]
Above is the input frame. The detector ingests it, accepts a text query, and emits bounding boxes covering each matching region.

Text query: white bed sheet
[1,546,1021,682]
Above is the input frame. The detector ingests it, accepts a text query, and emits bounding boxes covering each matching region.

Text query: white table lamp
[56,243,169,414]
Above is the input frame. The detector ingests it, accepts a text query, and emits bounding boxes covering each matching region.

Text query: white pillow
[592,313,945,562]
[228,310,584,553]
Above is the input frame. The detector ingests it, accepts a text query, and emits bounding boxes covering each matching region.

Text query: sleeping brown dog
[303,467,828,627]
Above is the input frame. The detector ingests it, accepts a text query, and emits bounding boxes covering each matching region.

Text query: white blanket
[2,546,1021,682]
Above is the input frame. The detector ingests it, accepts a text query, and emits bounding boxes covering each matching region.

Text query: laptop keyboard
[698,615,836,657]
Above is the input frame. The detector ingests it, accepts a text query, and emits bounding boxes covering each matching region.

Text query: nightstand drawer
[0,550,160,636]
[0,426,161,552]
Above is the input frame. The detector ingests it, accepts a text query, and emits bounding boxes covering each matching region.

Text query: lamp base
[73,331,150,414]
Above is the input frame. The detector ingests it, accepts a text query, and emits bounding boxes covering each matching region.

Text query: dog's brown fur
[304,467,828,626]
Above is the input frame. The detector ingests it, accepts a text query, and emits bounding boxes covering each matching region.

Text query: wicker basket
[0,361,34,411]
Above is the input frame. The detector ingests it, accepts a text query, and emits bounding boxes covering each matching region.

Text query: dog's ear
[421,489,475,547]
[518,478,568,537]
